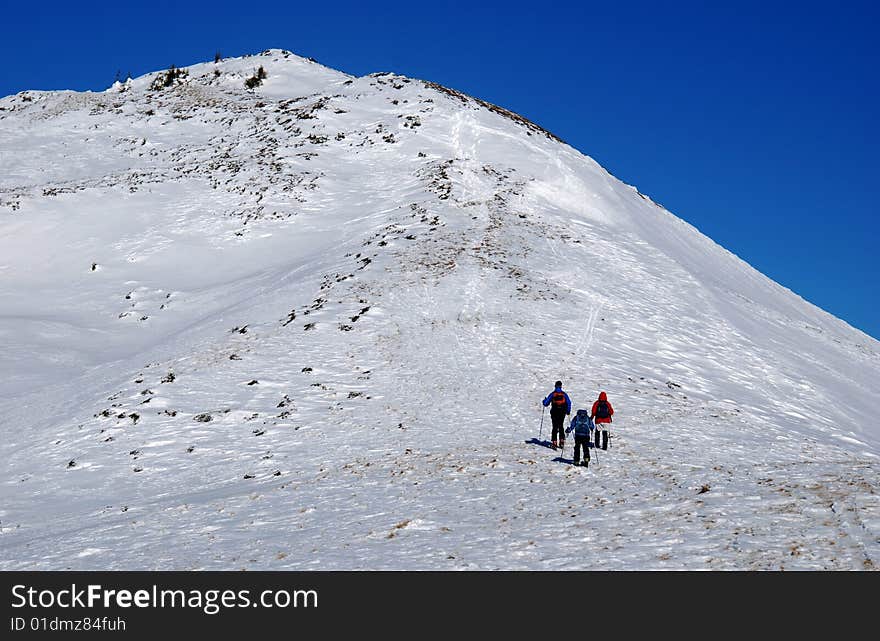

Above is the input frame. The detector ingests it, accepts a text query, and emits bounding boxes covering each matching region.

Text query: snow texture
[1,50,878,570]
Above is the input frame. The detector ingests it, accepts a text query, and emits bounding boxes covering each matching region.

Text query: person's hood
[576,409,589,417]
[598,392,608,402]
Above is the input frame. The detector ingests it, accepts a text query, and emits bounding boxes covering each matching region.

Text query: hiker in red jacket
[590,391,613,450]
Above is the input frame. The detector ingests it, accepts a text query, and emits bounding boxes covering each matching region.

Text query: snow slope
[1,50,878,570]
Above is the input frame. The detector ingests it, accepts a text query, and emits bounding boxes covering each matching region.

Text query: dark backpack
[595,400,610,419]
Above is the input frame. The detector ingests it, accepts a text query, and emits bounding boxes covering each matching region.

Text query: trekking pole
[539,405,545,440]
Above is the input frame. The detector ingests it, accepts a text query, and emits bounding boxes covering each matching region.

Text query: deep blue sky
[3,1,878,340]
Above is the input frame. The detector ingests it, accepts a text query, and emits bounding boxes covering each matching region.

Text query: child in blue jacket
[566,409,594,467]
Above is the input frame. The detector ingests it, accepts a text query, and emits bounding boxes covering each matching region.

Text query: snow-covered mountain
[1,49,878,570]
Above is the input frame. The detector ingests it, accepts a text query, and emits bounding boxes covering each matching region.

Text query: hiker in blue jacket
[566,409,594,467]
[542,381,571,450]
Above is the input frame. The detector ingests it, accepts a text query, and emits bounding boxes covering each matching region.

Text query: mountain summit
[1,50,878,570]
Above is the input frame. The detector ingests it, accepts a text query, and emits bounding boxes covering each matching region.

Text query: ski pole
[539,405,545,440]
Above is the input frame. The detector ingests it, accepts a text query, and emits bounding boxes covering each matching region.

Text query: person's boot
[602,431,608,450]
[551,440,558,449]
